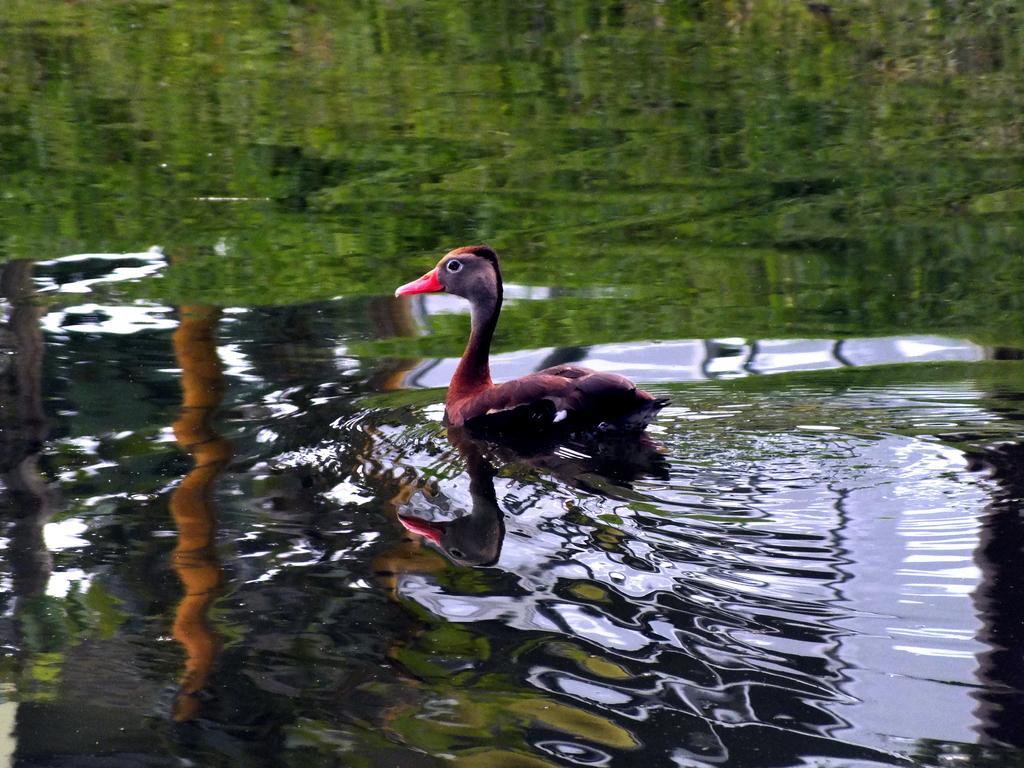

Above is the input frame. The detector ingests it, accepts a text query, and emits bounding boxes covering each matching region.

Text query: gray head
[394,245,503,308]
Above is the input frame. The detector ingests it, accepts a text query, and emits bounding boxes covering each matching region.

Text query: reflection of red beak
[395,268,443,297]
[399,515,444,547]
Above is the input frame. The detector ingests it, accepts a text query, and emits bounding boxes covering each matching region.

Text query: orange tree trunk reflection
[170,305,231,721]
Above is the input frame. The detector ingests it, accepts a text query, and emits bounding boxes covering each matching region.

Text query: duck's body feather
[455,366,667,435]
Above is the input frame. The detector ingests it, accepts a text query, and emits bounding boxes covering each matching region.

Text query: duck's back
[451,365,668,435]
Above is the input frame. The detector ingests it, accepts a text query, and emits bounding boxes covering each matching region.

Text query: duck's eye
[450,548,464,559]
[446,259,463,273]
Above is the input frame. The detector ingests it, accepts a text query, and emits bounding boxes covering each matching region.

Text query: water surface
[2,3,1024,767]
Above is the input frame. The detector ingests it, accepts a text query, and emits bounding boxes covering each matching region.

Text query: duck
[395,245,668,434]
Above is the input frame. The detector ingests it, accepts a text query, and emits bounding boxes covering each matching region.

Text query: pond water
[3,3,1024,767]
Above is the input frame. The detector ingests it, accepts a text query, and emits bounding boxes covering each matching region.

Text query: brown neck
[448,289,500,404]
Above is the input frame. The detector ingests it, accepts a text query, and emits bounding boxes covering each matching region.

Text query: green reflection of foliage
[283,716,409,768]
[454,751,561,768]
[284,717,355,754]
[17,596,74,655]
[346,621,639,763]
[545,640,633,681]
[6,581,127,701]
[392,622,490,680]
[382,685,639,757]
[22,653,64,702]
[0,1,1022,343]
[14,594,73,702]
[283,716,569,768]
[85,581,129,640]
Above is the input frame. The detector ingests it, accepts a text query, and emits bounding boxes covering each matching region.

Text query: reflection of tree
[969,441,1024,748]
[0,258,97,741]
[169,305,231,721]
[0,261,53,603]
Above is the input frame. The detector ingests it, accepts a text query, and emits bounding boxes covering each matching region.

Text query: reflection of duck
[399,427,668,567]
[395,246,668,433]
[399,431,505,567]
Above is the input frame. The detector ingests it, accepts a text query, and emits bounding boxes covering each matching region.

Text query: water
[3,3,1024,767]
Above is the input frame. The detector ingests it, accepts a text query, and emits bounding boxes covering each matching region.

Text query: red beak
[398,515,444,547]
[395,268,444,297]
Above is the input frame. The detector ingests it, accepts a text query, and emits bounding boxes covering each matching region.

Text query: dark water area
[3,2,1024,767]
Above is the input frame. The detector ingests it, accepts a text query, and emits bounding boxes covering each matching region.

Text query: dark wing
[463,367,668,436]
